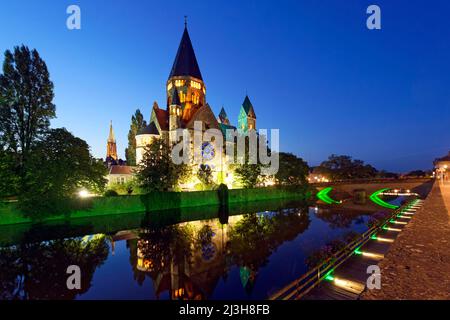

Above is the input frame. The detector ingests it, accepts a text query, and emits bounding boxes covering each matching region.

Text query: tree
[107,178,141,195]
[197,164,214,189]
[136,138,191,192]
[0,235,109,300]
[125,109,147,166]
[405,170,427,177]
[275,152,309,186]
[233,136,263,189]
[377,170,399,179]
[0,46,56,175]
[318,154,378,180]
[0,149,19,197]
[234,161,261,189]
[18,128,107,218]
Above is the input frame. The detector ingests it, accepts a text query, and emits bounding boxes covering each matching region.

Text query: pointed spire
[171,86,181,106]
[218,106,230,125]
[242,95,256,118]
[108,121,115,142]
[168,23,203,80]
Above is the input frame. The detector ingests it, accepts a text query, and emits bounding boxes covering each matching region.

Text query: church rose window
[202,142,215,160]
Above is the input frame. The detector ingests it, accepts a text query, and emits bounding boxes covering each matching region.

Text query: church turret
[218,107,230,125]
[166,21,206,124]
[169,87,182,132]
[107,121,118,160]
[238,95,257,133]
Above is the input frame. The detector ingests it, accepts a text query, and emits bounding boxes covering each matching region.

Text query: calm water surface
[0,197,404,300]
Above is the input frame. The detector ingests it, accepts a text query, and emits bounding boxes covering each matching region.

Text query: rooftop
[109,165,135,175]
[168,26,203,81]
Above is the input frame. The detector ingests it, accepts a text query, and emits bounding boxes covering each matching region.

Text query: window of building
[175,80,185,87]
[190,80,201,90]
[192,93,199,104]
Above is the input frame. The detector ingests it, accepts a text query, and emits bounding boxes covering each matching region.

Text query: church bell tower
[166,20,206,124]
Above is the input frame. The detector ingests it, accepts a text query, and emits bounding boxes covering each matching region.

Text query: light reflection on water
[0,196,406,300]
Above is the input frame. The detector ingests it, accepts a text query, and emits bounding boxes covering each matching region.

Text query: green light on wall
[354,248,362,255]
[325,274,334,281]
[317,187,342,205]
[324,269,335,281]
[369,188,399,209]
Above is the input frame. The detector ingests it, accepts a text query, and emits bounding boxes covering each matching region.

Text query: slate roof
[169,27,203,80]
[218,107,230,125]
[242,95,256,118]
[137,122,159,135]
[219,123,237,141]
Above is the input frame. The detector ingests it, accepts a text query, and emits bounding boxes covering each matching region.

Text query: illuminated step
[397,215,412,219]
[382,226,402,232]
[371,235,394,243]
[390,220,408,225]
[354,249,384,260]
[361,251,384,260]
[330,277,365,294]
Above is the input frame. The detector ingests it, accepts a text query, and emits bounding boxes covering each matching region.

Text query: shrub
[104,190,119,197]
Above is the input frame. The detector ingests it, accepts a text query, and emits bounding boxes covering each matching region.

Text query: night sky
[1,0,449,172]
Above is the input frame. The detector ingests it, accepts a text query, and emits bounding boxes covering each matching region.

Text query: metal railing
[311,177,432,187]
[269,200,416,300]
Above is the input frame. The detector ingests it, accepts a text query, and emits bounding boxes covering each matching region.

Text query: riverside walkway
[361,180,450,300]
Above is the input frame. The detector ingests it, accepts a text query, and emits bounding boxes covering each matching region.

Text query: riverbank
[0,197,311,246]
[361,180,450,300]
[0,185,313,226]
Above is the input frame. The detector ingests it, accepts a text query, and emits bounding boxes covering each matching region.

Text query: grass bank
[0,197,311,246]
[0,185,313,226]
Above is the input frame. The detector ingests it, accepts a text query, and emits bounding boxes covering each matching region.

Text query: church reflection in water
[128,207,311,300]
[0,198,381,300]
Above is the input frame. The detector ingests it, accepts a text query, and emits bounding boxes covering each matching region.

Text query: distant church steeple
[107,121,118,160]
[218,107,230,125]
[238,96,257,133]
[166,20,206,123]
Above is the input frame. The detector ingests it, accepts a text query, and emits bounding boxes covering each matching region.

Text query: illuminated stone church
[136,23,257,189]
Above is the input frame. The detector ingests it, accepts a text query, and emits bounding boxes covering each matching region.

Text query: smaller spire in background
[108,120,115,142]
[218,106,230,125]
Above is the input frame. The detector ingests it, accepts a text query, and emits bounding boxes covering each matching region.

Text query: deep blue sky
[1,0,449,172]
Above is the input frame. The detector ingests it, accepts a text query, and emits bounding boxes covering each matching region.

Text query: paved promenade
[361,180,450,300]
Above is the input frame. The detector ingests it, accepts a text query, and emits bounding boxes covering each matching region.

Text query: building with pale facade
[434,151,450,180]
